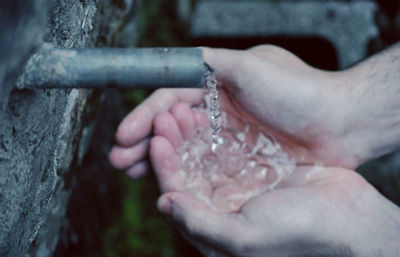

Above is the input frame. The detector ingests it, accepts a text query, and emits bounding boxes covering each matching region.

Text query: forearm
[338,43,400,163]
[350,190,400,257]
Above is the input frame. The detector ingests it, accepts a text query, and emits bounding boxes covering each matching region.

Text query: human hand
[108,44,400,256]
[149,103,400,257]
[109,45,361,177]
[156,169,400,257]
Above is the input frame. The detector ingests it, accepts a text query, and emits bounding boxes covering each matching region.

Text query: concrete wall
[0,1,136,256]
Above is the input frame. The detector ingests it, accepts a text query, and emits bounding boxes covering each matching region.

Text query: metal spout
[17,46,206,90]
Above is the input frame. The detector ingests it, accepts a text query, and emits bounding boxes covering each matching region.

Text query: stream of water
[176,64,296,212]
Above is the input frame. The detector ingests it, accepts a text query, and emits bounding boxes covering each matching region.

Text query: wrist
[311,182,400,257]
[331,68,400,165]
[348,189,400,257]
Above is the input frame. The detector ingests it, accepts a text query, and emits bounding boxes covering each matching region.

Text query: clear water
[175,64,296,212]
[204,64,224,152]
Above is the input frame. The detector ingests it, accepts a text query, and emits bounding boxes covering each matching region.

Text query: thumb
[202,47,246,88]
[157,192,255,252]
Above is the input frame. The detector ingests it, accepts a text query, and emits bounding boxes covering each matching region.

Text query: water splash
[174,64,296,212]
[177,125,296,213]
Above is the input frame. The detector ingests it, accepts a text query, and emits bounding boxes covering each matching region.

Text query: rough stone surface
[191,0,379,68]
[0,0,136,256]
[0,1,48,109]
[53,91,127,257]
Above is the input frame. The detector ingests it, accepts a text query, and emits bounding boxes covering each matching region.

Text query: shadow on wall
[54,90,126,257]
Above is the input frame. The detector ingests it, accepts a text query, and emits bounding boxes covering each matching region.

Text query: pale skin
[109,44,400,256]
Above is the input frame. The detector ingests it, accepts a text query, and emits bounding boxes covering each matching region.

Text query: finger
[153,112,184,149]
[247,44,307,69]
[125,160,149,179]
[192,108,209,128]
[116,89,204,147]
[108,138,149,170]
[202,47,246,87]
[170,102,196,139]
[150,136,184,192]
[157,192,255,252]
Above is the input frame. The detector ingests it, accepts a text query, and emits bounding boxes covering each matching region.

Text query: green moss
[136,0,191,47]
[104,171,203,256]
[122,89,148,106]
[104,175,177,257]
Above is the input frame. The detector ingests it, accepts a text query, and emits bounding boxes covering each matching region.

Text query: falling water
[204,63,224,152]
[175,63,296,213]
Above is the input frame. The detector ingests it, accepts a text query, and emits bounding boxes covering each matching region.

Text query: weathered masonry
[0,1,137,256]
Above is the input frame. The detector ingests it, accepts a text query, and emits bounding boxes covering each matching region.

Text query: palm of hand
[203,46,359,169]
[152,88,325,213]
[150,86,365,212]
[110,46,357,180]
[152,97,372,256]
[110,46,396,257]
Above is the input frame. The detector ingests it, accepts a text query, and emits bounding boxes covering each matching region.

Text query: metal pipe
[17,46,206,89]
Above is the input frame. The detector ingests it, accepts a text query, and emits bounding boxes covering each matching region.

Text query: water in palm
[176,64,296,212]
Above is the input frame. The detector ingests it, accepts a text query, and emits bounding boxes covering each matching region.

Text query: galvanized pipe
[17,46,206,89]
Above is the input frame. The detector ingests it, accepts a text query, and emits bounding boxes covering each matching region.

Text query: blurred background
[2,0,398,256]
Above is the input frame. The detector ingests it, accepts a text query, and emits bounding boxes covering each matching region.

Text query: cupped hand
[108,45,400,256]
[150,103,400,257]
[108,88,204,178]
[109,45,360,178]
[202,46,360,168]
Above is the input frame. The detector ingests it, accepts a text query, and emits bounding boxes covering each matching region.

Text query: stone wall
[0,1,136,256]
[191,0,379,69]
